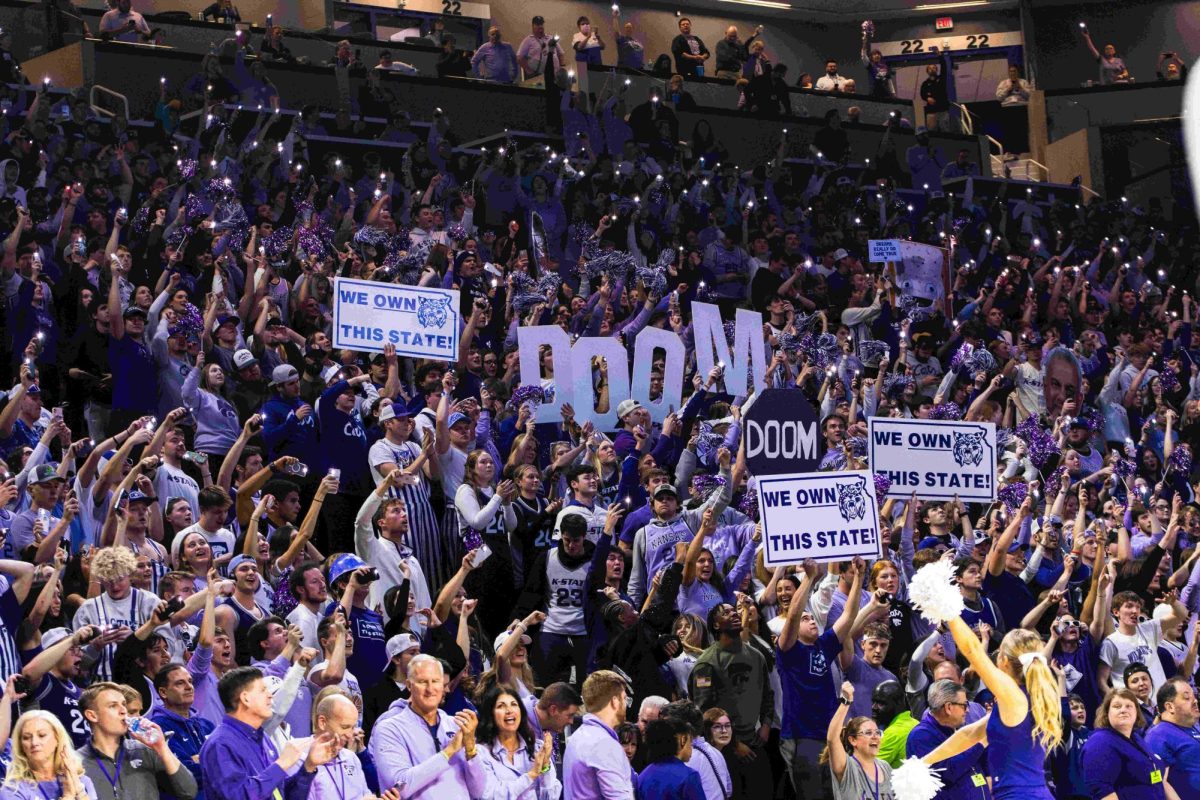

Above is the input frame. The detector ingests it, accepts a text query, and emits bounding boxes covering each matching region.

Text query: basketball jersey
[543,550,589,636]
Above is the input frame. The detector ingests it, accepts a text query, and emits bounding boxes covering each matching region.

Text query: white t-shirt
[1014,361,1047,419]
[286,603,322,650]
[156,462,201,519]
[307,659,363,724]
[1100,619,1165,690]
[174,523,237,570]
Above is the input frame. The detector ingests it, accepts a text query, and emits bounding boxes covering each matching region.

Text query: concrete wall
[1028,0,1200,91]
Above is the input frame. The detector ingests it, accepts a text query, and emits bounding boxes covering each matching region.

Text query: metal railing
[89,85,128,121]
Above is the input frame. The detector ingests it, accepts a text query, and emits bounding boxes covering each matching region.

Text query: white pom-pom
[892,757,944,800]
[908,560,964,624]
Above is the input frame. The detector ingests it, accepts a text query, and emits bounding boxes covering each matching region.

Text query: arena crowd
[0,2,1195,800]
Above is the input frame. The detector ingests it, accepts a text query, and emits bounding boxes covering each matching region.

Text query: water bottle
[127,716,161,745]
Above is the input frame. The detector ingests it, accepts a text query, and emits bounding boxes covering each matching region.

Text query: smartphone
[183,451,208,465]
[471,543,493,568]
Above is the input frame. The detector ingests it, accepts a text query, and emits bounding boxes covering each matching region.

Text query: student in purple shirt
[198,666,340,800]
[563,670,636,800]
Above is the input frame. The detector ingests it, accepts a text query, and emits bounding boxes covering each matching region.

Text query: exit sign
[935,16,954,30]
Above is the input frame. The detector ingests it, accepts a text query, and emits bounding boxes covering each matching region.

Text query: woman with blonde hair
[900,553,1062,800]
[821,681,893,800]
[0,711,97,799]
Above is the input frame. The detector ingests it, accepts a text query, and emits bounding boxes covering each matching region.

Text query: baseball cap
[41,627,72,648]
[384,633,421,670]
[269,364,300,387]
[31,464,65,485]
[122,305,148,319]
[233,349,258,370]
[448,411,471,428]
[652,483,679,500]
[126,489,155,505]
[494,629,532,653]
[532,15,544,23]
[264,317,286,328]
[378,404,410,423]
[615,399,643,420]
[328,553,369,587]
[832,248,850,261]
[26,384,41,395]
[1007,541,1029,554]
[228,555,259,573]
[916,125,929,135]
[213,314,238,331]
[322,364,343,384]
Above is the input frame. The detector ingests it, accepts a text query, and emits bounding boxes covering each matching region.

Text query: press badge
[971,773,986,787]
[1150,769,1163,784]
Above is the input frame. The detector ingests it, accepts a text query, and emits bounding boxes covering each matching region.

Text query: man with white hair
[368,654,485,798]
[637,695,668,731]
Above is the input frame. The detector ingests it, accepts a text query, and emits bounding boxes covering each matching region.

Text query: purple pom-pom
[445,223,468,243]
[507,385,546,410]
[263,226,295,263]
[862,19,875,35]
[130,205,153,237]
[463,529,484,551]
[882,373,914,399]
[1113,457,1136,478]
[184,193,208,223]
[873,473,891,506]
[998,481,1028,513]
[168,303,204,339]
[1159,366,1180,393]
[1016,416,1060,468]
[1169,443,1193,475]
[1079,406,1103,433]
[691,473,727,500]
[177,158,197,180]
[736,486,759,521]
[949,343,974,372]
[929,402,963,421]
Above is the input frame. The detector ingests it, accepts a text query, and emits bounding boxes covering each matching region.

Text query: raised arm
[825,681,854,781]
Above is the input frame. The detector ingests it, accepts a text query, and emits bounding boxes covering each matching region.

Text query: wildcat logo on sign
[952,431,986,468]
[836,479,868,522]
[868,418,997,502]
[757,470,882,566]
[416,296,452,329]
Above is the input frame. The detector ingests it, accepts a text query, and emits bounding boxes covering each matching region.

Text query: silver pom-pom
[908,560,965,624]
[892,757,944,800]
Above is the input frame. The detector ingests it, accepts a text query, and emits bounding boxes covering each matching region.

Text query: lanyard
[322,759,346,800]
[850,755,879,800]
[94,744,124,794]
[37,780,62,800]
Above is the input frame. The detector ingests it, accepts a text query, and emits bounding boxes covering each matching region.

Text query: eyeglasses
[945,701,969,709]
[710,722,733,731]
[854,729,883,737]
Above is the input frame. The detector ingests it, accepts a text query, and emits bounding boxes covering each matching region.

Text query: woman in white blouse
[475,685,560,800]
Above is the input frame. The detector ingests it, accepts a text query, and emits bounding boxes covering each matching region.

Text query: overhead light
[914,0,989,9]
[718,0,793,8]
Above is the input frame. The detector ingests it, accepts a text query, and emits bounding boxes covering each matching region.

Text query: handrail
[89,85,128,121]
[1026,158,1049,181]
[953,102,974,136]
[1079,183,1101,199]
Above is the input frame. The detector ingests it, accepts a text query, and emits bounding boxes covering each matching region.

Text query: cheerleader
[895,529,1062,800]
